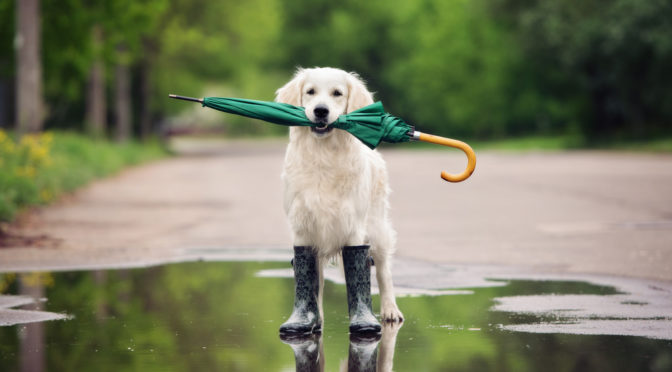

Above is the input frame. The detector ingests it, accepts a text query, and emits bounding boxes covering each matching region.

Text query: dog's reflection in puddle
[280,322,402,372]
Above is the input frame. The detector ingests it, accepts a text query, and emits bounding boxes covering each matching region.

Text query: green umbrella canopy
[172,95,412,150]
[169,94,476,183]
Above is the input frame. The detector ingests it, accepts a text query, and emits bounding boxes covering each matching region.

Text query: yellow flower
[29,144,49,162]
[40,189,53,202]
[41,131,54,145]
[1,138,15,154]
[20,134,37,147]
[16,165,36,178]
[20,272,54,288]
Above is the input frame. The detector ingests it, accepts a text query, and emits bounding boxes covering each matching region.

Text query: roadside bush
[0,130,166,222]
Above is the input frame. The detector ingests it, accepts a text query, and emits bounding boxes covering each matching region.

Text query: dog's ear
[275,69,305,106]
[346,73,374,113]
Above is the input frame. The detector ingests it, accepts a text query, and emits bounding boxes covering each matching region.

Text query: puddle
[1,261,671,371]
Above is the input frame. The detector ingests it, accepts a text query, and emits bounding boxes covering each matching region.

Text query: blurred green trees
[491,0,672,142]
[0,0,670,142]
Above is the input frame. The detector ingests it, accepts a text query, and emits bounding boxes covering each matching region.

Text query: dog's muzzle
[311,104,334,134]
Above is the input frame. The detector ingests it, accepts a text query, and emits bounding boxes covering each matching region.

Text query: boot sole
[349,323,382,334]
[279,323,322,335]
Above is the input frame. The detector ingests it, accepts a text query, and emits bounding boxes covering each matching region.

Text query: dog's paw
[380,301,404,323]
[381,319,404,333]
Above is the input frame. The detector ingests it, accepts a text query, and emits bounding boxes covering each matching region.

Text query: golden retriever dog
[276,67,403,324]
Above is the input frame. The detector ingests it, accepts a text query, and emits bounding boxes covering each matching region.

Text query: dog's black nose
[314,104,329,119]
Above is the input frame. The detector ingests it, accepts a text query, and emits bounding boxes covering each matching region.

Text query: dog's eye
[332,90,342,97]
[306,88,315,95]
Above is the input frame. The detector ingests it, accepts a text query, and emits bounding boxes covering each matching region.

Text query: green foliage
[385,0,524,139]
[491,0,672,141]
[275,0,672,141]
[596,137,672,153]
[0,130,167,222]
[1,0,670,142]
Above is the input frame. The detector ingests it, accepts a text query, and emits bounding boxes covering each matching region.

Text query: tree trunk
[139,37,157,141]
[15,0,44,134]
[139,57,151,140]
[114,45,131,142]
[85,25,106,138]
[0,80,11,128]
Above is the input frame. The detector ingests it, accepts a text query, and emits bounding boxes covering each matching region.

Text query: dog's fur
[276,67,403,322]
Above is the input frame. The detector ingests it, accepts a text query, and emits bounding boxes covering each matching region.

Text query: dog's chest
[289,158,365,197]
[284,152,371,220]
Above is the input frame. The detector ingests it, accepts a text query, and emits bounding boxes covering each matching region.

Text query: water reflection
[0,262,670,371]
[18,275,45,372]
[346,333,379,372]
[280,322,402,372]
[280,333,323,372]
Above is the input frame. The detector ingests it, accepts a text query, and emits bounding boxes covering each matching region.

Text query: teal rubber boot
[342,245,382,334]
[279,246,322,334]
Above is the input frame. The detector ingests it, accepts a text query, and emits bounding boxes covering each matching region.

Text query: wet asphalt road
[1,138,671,282]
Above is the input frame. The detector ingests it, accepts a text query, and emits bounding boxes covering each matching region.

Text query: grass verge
[400,135,672,153]
[0,130,168,222]
[470,135,581,151]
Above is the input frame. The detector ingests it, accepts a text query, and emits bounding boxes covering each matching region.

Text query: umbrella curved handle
[414,131,476,182]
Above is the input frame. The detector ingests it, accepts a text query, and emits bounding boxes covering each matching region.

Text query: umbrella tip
[168,94,203,103]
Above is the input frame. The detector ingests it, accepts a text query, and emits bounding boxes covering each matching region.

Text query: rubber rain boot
[342,245,382,334]
[279,246,322,334]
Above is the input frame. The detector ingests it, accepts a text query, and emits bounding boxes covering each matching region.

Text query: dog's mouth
[310,124,334,135]
[310,117,334,134]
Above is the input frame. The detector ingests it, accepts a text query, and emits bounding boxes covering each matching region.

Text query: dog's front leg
[316,258,325,322]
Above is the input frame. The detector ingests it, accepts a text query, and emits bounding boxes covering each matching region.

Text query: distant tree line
[0,0,670,142]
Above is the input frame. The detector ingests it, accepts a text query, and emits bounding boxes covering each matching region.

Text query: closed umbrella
[169,94,475,182]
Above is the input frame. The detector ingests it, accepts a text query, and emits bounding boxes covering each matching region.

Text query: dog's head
[275,67,374,139]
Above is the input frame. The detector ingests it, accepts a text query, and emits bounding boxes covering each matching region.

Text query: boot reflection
[347,333,381,372]
[280,333,324,372]
[281,322,403,371]
[343,321,403,372]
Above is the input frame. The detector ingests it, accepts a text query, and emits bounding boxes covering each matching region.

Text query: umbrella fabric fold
[201,97,412,149]
[202,97,313,128]
[334,102,413,149]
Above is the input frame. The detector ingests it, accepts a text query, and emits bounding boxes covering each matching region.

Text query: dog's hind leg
[371,250,404,322]
[368,223,404,323]
[317,257,325,322]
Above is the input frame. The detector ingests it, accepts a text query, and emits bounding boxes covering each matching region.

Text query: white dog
[276,67,403,323]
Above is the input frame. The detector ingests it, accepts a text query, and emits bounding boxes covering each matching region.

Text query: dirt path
[1,139,671,281]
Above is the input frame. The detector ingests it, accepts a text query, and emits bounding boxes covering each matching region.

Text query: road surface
[1,139,671,282]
